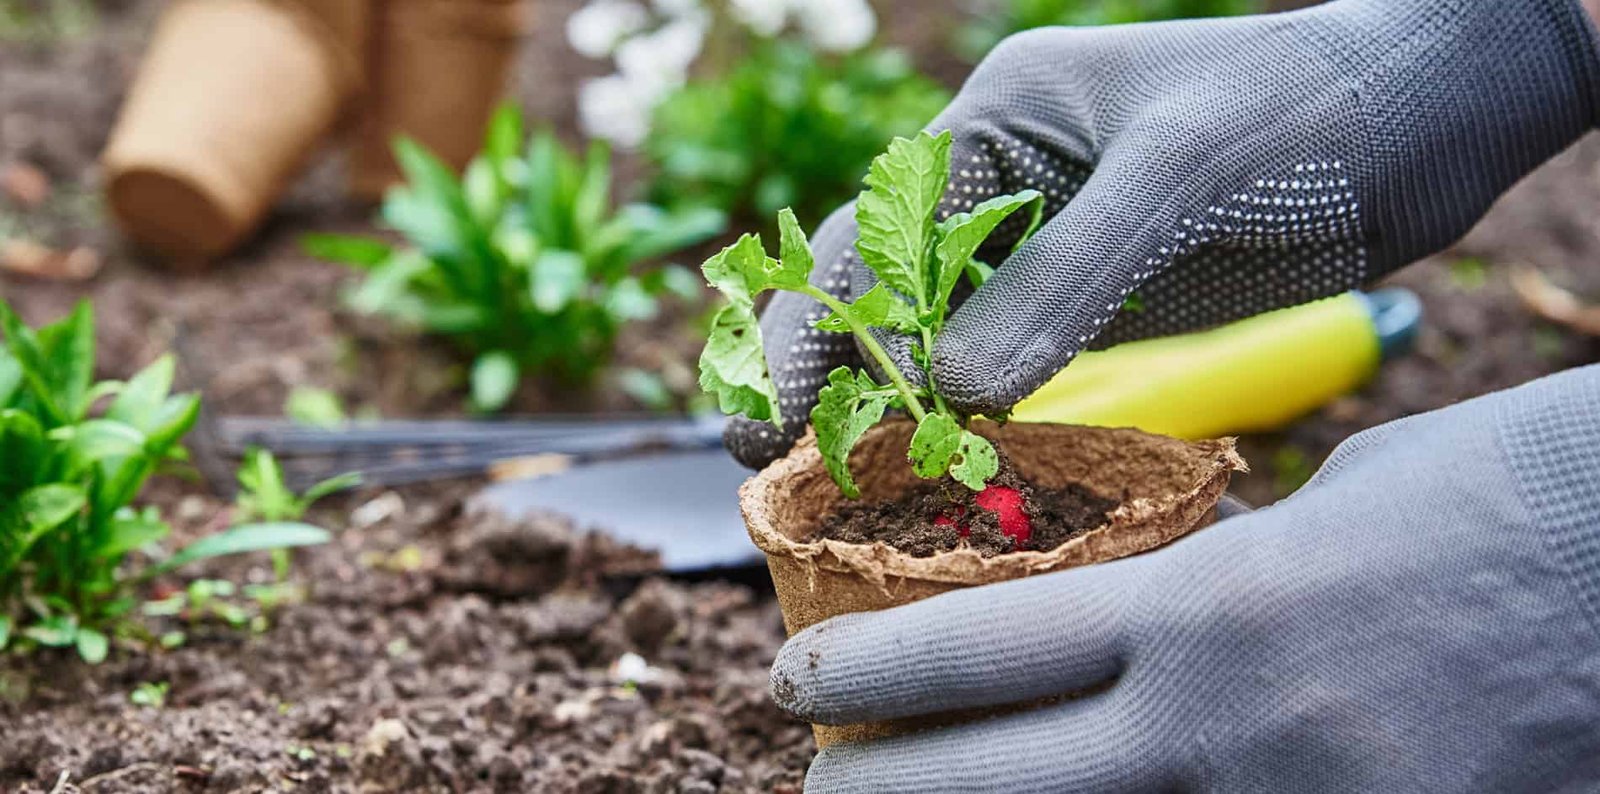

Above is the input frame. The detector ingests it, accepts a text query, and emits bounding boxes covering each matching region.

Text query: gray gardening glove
[771,363,1600,792]
[725,0,1600,468]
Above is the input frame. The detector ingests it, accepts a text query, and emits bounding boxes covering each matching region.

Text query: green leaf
[0,615,10,649]
[237,447,295,522]
[484,102,524,176]
[933,190,1042,314]
[700,233,803,303]
[148,522,332,579]
[470,351,520,413]
[301,472,362,506]
[23,615,76,647]
[814,283,918,334]
[965,259,996,288]
[40,301,95,419]
[774,208,817,291]
[698,302,780,425]
[143,394,200,454]
[810,368,893,499]
[0,353,23,407]
[286,386,347,429]
[301,234,393,269]
[0,409,47,494]
[574,141,613,235]
[854,131,952,304]
[96,508,170,559]
[908,413,997,490]
[530,250,588,313]
[618,204,726,263]
[605,277,658,322]
[346,250,432,317]
[74,627,108,663]
[51,419,145,465]
[0,484,86,574]
[107,355,174,432]
[0,301,67,425]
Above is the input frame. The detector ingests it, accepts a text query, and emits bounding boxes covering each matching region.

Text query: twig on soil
[75,761,163,791]
[1511,264,1600,336]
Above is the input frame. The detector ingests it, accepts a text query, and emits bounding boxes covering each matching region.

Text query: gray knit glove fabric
[772,364,1600,792]
[725,0,1600,468]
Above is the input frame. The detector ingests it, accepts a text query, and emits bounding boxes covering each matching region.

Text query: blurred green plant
[0,0,94,42]
[285,385,347,429]
[129,680,168,708]
[305,104,723,412]
[0,300,330,663]
[646,41,949,230]
[957,0,1263,62]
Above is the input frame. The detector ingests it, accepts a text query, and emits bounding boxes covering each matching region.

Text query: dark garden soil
[3,0,1600,791]
[814,464,1120,557]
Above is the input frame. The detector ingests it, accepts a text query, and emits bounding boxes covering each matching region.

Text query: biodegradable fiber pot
[742,420,1245,748]
[348,0,531,200]
[102,0,367,264]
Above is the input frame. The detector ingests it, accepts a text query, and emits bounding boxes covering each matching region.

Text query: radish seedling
[699,130,1042,499]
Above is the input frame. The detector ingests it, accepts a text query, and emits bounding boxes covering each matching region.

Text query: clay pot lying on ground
[741,419,1245,747]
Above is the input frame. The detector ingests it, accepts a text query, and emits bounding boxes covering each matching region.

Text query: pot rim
[740,419,1246,590]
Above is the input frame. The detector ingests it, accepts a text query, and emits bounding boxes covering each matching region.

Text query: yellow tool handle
[1011,293,1381,440]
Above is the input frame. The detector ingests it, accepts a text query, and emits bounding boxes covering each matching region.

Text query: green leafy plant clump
[699,130,1042,497]
[306,103,725,412]
[647,42,950,232]
[0,300,330,662]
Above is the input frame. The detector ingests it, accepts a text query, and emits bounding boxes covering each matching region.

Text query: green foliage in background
[646,42,950,232]
[0,301,329,662]
[306,104,724,412]
[957,0,1263,61]
[0,0,94,42]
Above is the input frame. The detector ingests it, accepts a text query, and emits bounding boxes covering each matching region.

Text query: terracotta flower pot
[102,0,367,264]
[347,0,531,200]
[741,420,1245,747]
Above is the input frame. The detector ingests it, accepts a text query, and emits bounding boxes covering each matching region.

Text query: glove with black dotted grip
[725,0,1600,469]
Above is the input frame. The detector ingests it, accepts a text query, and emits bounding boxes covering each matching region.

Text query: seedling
[305,103,724,412]
[129,680,169,708]
[0,300,331,662]
[699,131,1042,505]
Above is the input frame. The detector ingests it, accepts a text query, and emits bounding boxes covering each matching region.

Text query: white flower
[651,0,702,19]
[615,17,706,93]
[609,652,663,685]
[729,0,790,36]
[566,0,650,58]
[578,74,656,147]
[794,0,875,52]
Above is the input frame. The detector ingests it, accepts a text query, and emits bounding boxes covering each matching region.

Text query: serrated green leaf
[814,283,919,334]
[908,413,997,490]
[933,190,1042,315]
[470,351,520,413]
[301,234,393,269]
[774,209,816,291]
[148,522,332,579]
[949,431,999,491]
[697,303,780,425]
[854,131,951,304]
[810,367,893,499]
[701,233,806,303]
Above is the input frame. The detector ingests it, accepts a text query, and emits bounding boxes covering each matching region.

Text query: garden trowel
[216,288,1420,573]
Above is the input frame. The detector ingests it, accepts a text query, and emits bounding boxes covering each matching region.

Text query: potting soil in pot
[812,461,1121,557]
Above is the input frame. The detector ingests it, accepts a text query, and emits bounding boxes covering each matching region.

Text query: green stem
[802,287,928,423]
[917,324,951,417]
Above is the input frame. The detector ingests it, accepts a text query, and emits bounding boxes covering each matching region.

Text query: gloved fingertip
[929,332,1025,417]
[723,416,799,470]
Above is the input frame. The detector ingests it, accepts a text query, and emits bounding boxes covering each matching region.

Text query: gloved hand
[725,0,1600,469]
[771,364,1600,792]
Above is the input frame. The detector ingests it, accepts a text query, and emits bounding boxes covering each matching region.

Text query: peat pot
[102,0,366,263]
[740,420,1245,747]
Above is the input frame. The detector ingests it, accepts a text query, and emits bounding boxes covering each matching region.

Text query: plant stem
[802,286,927,423]
[917,325,952,417]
